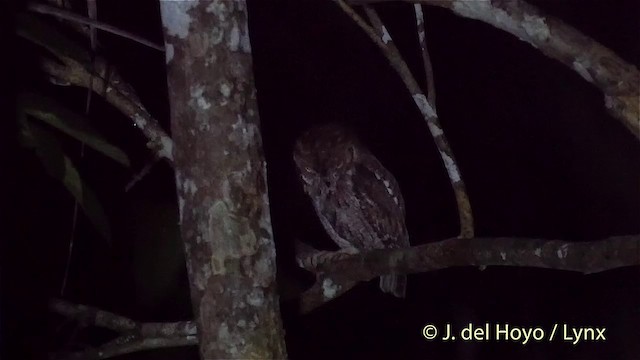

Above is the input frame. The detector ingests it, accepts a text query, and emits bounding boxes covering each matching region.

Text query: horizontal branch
[49,299,197,359]
[298,234,640,313]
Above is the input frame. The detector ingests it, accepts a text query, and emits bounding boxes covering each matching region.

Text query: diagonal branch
[28,2,164,51]
[297,234,640,313]
[349,0,640,140]
[335,0,475,238]
[17,13,174,174]
[40,56,174,165]
[413,4,437,109]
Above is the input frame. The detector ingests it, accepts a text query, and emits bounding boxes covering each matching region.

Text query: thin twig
[413,4,436,109]
[61,1,100,296]
[338,0,474,237]
[60,202,78,295]
[28,3,165,51]
[125,156,162,192]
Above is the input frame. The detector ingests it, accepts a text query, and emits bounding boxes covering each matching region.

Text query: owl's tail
[379,274,406,298]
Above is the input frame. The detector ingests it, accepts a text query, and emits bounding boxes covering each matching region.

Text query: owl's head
[293,124,360,190]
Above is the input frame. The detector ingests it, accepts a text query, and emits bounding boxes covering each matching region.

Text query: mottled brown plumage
[293,124,409,297]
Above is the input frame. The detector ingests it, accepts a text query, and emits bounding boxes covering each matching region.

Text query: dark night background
[3,0,639,359]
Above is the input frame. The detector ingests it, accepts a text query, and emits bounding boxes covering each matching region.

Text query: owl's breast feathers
[312,151,409,251]
[350,158,409,249]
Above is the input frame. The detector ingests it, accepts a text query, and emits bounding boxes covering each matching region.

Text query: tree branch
[349,0,640,139]
[413,4,437,109]
[335,0,475,238]
[298,234,640,313]
[17,12,174,178]
[39,56,174,165]
[49,299,197,359]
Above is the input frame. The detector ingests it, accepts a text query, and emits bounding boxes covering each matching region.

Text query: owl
[293,123,410,298]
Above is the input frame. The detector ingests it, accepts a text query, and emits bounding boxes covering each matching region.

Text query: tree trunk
[159,2,287,359]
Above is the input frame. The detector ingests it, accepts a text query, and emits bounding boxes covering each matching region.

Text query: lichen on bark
[160,1,286,358]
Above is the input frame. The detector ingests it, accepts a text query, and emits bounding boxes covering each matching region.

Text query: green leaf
[20,93,130,167]
[24,121,112,242]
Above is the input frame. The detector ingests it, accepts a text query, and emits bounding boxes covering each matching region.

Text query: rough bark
[297,235,640,312]
[159,2,287,359]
